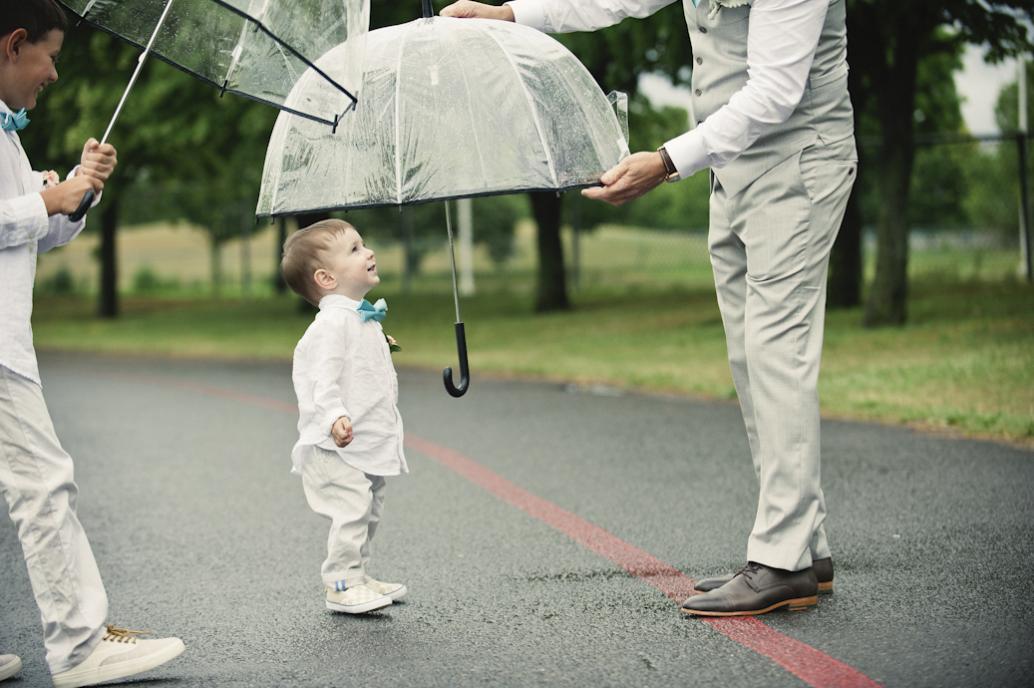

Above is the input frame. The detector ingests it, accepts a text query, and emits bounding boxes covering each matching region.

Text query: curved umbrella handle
[69,189,94,222]
[442,322,470,398]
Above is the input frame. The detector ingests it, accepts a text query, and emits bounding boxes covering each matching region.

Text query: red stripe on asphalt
[406,435,881,688]
[140,375,880,688]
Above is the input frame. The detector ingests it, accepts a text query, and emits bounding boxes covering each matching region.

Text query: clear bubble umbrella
[58,0,369,219]
[257,6,629,397]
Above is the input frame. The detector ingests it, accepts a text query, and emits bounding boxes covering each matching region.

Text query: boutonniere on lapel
[385,334,401,353]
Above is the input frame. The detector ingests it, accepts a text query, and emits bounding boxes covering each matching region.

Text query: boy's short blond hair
[281,219,355,306]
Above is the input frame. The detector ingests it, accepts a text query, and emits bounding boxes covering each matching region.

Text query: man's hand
[79,138,118,184]
[581,151,669,206]
[440,1,515,21]
[331,416,354,448]
[39,175,102,216]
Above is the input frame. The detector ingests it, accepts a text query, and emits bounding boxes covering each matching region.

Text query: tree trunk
[864,28,919,327]
[210,239,222,298]
[97,197,119,319]
[828,178,863,308]
[274,217,288,294]
[529,191,570,312]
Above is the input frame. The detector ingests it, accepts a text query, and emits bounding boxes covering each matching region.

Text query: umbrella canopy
[256,15,629,216]
[58,0,368,127]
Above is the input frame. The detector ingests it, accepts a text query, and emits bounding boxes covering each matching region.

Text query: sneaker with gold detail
[51,625,185,688]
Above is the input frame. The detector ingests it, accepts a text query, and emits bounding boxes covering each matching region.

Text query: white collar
[318,293,365,311]
[0,100,13,117]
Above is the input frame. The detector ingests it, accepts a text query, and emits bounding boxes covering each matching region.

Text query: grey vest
[684,0,855,195]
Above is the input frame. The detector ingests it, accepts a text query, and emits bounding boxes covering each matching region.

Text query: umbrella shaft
[445,201,461,323]
[100,0,177,144]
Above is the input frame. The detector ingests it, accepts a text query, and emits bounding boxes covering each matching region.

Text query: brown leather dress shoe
[681,562,818,617]
[694,556,834,595]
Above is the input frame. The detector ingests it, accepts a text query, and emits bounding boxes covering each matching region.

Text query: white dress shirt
[291,294,408,477]
[0,99,94,386]
[506,0,829,179]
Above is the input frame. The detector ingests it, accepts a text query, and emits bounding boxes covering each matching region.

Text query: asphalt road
[2,352,1033,687]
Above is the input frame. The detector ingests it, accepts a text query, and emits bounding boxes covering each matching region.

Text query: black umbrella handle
[443,322,470,398]
[69,189,94,222]
[422,0,434,18]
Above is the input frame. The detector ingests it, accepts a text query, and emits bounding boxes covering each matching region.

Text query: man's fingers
[599,162,628,187]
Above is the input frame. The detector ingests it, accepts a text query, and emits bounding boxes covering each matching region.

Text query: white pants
[300,447,386,589]
[708,139,856,572]
[0,366,106,674]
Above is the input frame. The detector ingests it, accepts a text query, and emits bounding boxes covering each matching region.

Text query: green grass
[33,267,1034,448]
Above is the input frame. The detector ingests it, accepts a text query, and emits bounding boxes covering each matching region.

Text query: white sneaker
[51,625,185,688]
[365,576,407,601]
[0,655,21,682]
[325,583,392,614]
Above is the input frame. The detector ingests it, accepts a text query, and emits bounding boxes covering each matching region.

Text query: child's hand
[40,175,103,216]
[79,138,118,183]
[331,416,354,447]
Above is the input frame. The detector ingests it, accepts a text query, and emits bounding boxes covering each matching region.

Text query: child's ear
[1,29,28,62]
[313,268,335,290]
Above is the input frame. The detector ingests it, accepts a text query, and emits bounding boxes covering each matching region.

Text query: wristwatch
[657,146,680,183]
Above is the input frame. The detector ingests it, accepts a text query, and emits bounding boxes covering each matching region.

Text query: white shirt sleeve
[0,192,48,249]
[663,0,830,179]
[507,0,677,33]
[309,316,352,437]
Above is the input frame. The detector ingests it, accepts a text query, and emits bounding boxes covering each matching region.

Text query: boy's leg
[299,448,375,589]
[0,366,107,675]
[359,476,386,572]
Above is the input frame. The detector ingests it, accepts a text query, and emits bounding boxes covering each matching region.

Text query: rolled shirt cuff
[12,192,49,240]
[663,129,711,181]
[506,1,547,31]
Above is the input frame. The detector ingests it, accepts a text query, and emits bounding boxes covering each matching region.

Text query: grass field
[30,222,1034,448]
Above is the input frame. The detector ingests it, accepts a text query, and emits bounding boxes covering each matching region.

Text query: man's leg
[0,366,107,675]
[739,146,854,572]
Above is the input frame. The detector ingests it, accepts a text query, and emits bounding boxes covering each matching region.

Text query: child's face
[0,29,62,111]
[316,228,379,300]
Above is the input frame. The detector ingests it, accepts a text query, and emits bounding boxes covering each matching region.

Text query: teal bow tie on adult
[0,109,29,132]
[357,298,388,322]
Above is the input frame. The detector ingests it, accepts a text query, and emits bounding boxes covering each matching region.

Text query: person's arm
[310,316,354,446]
[584,0,829,205]
[38,139,115,253]
[441,1,676,32]
[0,191,49,250]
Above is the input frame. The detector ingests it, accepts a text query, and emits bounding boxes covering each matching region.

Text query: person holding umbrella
[441,0,854,617]
[0,1,185,685]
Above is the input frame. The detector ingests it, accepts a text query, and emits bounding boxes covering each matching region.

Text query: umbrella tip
[421,0,435,19]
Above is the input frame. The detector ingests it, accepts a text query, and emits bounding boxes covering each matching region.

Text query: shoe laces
[102,625,150,644]
[733,562,765,590]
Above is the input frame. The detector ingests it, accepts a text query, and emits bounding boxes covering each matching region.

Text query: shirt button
[696,57,703,65]
[694,89,702,96]
[699,26,708,34]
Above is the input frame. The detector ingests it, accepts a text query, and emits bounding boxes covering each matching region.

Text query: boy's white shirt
[0,98,95,385]
[291,293,408,477]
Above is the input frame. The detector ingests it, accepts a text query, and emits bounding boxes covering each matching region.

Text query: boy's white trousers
[708,138,856,572]
[0,366,106,674]
[300,446,386,589]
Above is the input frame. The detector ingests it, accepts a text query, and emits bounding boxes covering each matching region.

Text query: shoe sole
[326,596,392,614]
[0,656,22,681]
[681,595,819,617]
[384,585,407,602]
[695,581,834,595]
[52,639,185,688]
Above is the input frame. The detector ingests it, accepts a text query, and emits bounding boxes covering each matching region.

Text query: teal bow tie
[357,298,388,322]
[0,109,29,132]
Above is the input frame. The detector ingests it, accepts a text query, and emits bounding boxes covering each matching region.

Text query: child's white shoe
[326,583,392,614]
[0,654,21,682]
[365,576,407,601]
[51,625,184,688]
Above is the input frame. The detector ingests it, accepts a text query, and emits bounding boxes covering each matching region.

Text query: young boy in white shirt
[0,1,184,686]
[282,219,409,615]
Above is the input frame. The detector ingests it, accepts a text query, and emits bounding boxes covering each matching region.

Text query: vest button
[694,89,702,96]
[696,57,703,65]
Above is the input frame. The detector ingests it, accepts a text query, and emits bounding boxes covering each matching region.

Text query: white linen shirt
[506,0,829,179]
[0,99,95,385]
[291,294,408,477]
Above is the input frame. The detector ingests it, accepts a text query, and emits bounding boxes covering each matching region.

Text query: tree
[842,0,1033,326]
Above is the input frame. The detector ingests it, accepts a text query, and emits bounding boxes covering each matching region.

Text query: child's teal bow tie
[356,298,388,322]
[0,109,29,132]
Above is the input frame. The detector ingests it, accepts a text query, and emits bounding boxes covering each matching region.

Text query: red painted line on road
[134,374,880,688]
[406,435,881,688]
